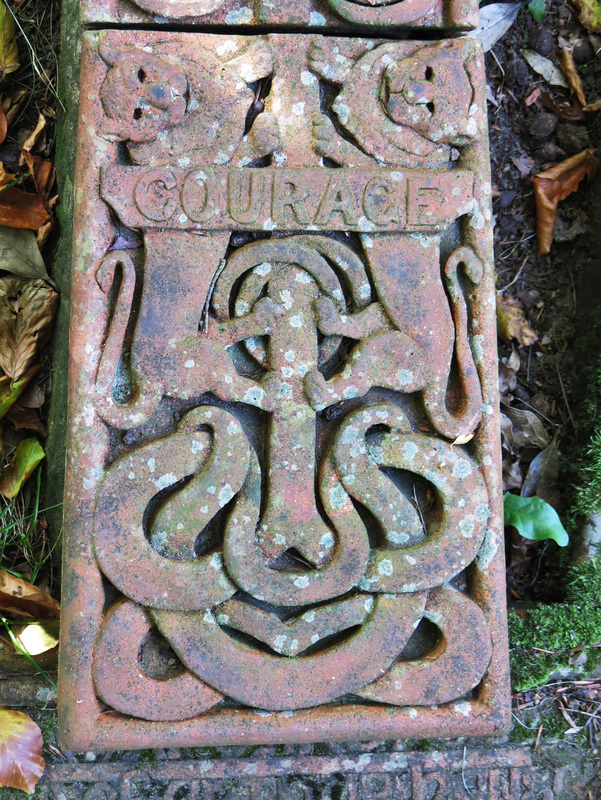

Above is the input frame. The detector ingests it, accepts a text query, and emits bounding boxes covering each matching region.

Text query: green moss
[509,558,601,690]
[242,745,259,757]
[138,749,159,767]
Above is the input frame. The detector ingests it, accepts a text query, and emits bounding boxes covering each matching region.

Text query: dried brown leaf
[6,406,46,436]
[497,294,539,347]
[0,162,17,190]
[503,454,523,492]
[521,437,560,508]
[19,115,47,166]
[0,277,58,381]
[0,188,50,230]
[3,89,28,128]
[560,49,587,106]
[503,406,551,450]
[532,148,599,255]
[0,709,45,794]
[0,569,60,619]
[525,87,542,107]
[541,91,586,121]
[0,228,49,280]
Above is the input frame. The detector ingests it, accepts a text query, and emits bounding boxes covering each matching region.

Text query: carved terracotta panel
[59,31,509,750]
[80,0,478,31]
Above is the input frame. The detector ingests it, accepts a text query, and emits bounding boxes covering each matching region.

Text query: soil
[485,2,601,602]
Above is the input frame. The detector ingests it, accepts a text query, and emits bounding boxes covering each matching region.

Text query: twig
[2,0,65,112]
[497,255,529,292]
[555,360,575,430]
[461,746,473,798]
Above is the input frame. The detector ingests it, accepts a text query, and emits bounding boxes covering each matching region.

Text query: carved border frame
[58,30,510,751]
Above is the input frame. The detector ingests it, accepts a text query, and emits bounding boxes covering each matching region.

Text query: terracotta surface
[80,0,478,32]
[59,30,508,751]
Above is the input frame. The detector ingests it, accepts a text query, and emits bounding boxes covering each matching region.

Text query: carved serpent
[332,402,490,592]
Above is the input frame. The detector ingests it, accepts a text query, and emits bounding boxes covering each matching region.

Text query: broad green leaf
[0,439,44,499]
[504,492,569,547]
[0,709,45,794]
[528,0,546,21]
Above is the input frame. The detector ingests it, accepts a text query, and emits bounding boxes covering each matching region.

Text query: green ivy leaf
[528,0,546,21]
[504,493,569,547]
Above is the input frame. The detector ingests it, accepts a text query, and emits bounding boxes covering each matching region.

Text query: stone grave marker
[59,0,509,751]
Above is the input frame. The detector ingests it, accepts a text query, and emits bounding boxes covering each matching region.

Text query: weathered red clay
[81,0,479,32]
[59,31,508,751]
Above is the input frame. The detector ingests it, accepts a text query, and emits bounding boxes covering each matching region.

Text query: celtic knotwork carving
[58,27,508,749]
[90,232,493,720]
[93,599,223,720]
[325,0,442,26]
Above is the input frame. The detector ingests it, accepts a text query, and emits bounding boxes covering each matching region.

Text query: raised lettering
[407,177,444,226]
[229,171,270,224]
[134,169,178,222]
[363,176,403,225]
[272,174,312,226]
[314,173,360,226]
[181,170,220,223]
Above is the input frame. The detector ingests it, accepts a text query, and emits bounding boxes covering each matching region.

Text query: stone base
[36,739,599,800]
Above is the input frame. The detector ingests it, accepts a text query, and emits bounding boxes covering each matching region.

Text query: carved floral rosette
[59,30,509,751]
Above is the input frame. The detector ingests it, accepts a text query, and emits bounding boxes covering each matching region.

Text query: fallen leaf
[521,437,560,508]
[3,89,28,128]
[0,163,18,190]
[11,620,59,655]
[503,406,550,449]
[541,91,586,121]
[504,492,569,546]
[497,294,539,347]
[0,228,49,280]
[0,187,50,230]
[452,432,474,445]
[0,366,39,422]
[0,569,60,619]
[503,454,524,491]
[0,3,19,82]
[6,405,46,436]
[528,0,546,21]
[0,105,6,147]
[0,709,45,794]
[19,114,47,166]
[0,438,45,499]
[560,49,587,106]
[525,86,542,106]
[0,277,58,381]
[499,352,520,396]
[574,0,601,31]
[522,50,569,88]
[20,155,55,210]
[511,154,535,177]
[532,148,598,255]
[469,3,523,52]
